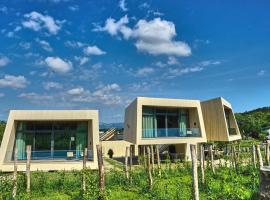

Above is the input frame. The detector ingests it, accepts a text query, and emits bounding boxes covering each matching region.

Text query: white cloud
[130,82,151,92]
[0,56,10,67]
[66,83,122,105]
[67,87,85,95]
[19,42,31,50]
[0,93,5,97]
[83,45,106,56]
[257,70,266,76]
[36,38,53,52]
[68,5,79,11]
[199,60,221,67]
[136,67,155,76]
[0,75,28,89]
[167,56,179,65]
[167,66,203,78]
[45,56,72,73]
[43,81,62,90]
[96,16,191,56]
[64,40,85,48]
[22,11,63,35]
[93,15,131,38]
[138,2,150,9]
[18,92,53,105]
[74,56,89,65]
[119,0,128,12]
[133,18,191,56]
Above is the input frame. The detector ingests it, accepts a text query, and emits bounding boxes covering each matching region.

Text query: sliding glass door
[142,107,191,138]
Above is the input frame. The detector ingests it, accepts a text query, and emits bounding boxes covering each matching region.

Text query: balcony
[142,128,201,138]
[228,128,237,136]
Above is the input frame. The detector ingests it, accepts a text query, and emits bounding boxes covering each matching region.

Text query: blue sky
[0,0,270,123]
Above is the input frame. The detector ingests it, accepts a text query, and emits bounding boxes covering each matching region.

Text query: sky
[0,0,270,123]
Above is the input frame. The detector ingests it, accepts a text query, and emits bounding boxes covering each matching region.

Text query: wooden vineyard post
[200,144,205,185]
[266,143,269,166]
[125,146,130,180]
[146,146,153,189]
[190,144,199,200]
[82,148,87,192]
[156,145,161,177]
[129,145,133,170]
[209,145,215,174]
[143,146,146,168]
[26,145,31,193]
[129,145,133,183]
[256,144,263,168]
[13,146,18,198]
[233,146,239,173]
[150,145,155,174]
[96,145,105,195]
[252,145,257,168]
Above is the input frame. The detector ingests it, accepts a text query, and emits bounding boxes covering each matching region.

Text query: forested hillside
[0,121,6,143]
[235,107,270,139]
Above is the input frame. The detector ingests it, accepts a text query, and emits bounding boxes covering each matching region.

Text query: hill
[235,107,270,139]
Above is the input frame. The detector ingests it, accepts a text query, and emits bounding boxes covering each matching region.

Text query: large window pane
[156,115,166,137]
[167,115,178,136]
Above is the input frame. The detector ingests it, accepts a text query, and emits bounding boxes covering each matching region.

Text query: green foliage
[0,121,6,144]
[235,107,270,139]
[0,165,260,200]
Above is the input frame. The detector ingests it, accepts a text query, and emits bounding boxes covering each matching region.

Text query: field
[0,155,260,200]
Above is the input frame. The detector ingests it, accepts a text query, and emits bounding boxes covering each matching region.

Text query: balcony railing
[228,128,237,135]
[8,150,93,161]
[142,128,201,138]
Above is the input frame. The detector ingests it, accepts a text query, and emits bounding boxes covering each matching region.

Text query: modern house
[124,97,207,160]
[0,110,99,172]
[201,97,241,141]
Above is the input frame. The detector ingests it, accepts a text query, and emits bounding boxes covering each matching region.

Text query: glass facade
[142,107,200,138]
[14,121,89,160]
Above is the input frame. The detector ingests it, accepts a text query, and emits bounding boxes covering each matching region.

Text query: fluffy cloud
[19,92,53,101]
[0,75,28,89]
[19,42,31,50]
[133,18,191,56]
[136,67,155,76]
[43,81,62,90]
[93,15,131,38]
[45,56,72,73]
[67,87,85,95]
[0,56,10,67]
[22,11,63,35]
[18,92,54,105]
[68,5,79,11]
[83,45,106,56]
[74,56,89,65]
[67,83,122,105]
[0,93,5,97]
[119,0,128,12]
[95,16,191,56]
[64,40,85,48]
[36,38,53,52]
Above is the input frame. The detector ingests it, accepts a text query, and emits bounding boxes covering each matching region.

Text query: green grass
[0,163,259,200]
